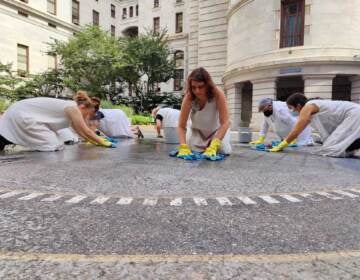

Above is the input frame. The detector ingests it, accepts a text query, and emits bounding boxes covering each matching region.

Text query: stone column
[350,76,360,104]
[251,78,277,130]
[225,83,242,130]
[303,75,335,99]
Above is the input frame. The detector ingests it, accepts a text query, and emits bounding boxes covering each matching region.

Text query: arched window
[129,6,133,17]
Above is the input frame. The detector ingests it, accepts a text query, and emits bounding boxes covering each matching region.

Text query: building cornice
[0,0,81,33]
[167,33,188,42]
[227,0,254,21]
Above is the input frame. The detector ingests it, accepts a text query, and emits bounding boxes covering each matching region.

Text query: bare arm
[177,94,192,144]
[64,107,106,145]
[285,104,319,143]
[214,87,230,140]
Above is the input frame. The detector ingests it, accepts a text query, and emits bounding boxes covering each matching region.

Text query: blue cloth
[271,140,297,148]
[169,150,226,161]
[105,136,119,144]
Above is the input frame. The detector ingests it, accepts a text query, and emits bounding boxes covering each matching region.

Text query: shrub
[0,99,10,113]
[100,100,134,117]
[131,114,154,125]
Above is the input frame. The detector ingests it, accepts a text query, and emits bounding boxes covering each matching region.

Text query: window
[111,25,115,37]
[93,10,99,26]
[280,0,305,48]
[48,54,57,70]
[17,44,29,77]
[176,13,183,33]
[18,10,28,17]
[154,0,159,8]
[47,0,56,15]
[111,4,115,18]
[48,22,57,28]
[153,17,160,34]
[72,0,80,25]
[136,5,138,16]
[174,51,184,68]
[174,69,184,91]
[174,51,184,91]
[122,8,127,19]
[129,6,133,17]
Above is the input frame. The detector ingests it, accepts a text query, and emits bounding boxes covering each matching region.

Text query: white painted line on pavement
[279,194,302,203]
[143,198,157,206]
[18,192,44,201]
[193,197,208,206]
[350,189,360,194]
[41,194,63,202]
[216,197,233,206]
[332,190,358,198]
[237,196,257,205]
[170,198,182,206]
[116,197,133,205]
[90,196,110,205]
[297,193,322,201]
[316,191,343,200]
[258,195,280,204]
[0,190,24,199]
[65,195,87,204]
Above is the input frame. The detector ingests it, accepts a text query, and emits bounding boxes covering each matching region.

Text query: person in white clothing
[0,91,115,151]
[151,107,180,138]
[270,93,360,157]
[90,97,143,139]
[177,67,231,157]
[251,98,313,146]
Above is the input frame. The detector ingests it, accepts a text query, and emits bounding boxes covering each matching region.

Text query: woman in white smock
[177,67,231,157]
[0,91,115,151]
[270,93,360,157]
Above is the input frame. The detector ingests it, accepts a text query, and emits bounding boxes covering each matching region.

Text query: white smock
[98,109,134,138]
[157,108,180,128]
[308,99,360,157]
[57,127,79,143]
[0,97,76,151]
[259,101,313,146]
[187,99,231,154]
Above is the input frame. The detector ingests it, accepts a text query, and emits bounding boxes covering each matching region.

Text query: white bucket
[164,127,179,144]
[238,127,252,143]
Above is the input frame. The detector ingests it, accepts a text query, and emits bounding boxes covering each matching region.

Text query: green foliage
[14,69,65,99]
[123,30,175,94]
[131,114,154,125]
[0,62,21,101]
[100,100,134,117]
[0,98,11,113]
[49,25,127,98]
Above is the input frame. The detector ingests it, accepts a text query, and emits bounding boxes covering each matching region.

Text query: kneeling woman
[270,93,360,157]
[177,67,231,157]
[0,91,114,151]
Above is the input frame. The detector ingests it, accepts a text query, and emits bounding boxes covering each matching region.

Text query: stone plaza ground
[0,130,359,279]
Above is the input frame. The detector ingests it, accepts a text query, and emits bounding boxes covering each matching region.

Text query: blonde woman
[0,91,115,151]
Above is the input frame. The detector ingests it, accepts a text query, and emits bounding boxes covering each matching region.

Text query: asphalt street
[0,137,359,279]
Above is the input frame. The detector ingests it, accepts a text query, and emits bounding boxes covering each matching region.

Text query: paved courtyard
[0,135,359,279]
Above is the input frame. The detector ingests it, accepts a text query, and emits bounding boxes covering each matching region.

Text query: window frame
[153,17,160,34]
[111,4,116,18]
[280,0,305,48]
[47,0,56,15]
[93,10,99,26]
[72,0,80,25]
[154,0,159,8]
[111,25,116,37]
[17,44,29,77]
[175,12,183,33]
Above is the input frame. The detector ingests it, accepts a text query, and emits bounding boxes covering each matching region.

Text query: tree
[49,25,128,99]
[0,62,21,101]
[123,30,176,95]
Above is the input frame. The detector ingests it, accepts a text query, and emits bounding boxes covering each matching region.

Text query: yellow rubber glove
[98,137,114,148]
[269,140,289,152]
[177,144,192,157]
[203,138,222,157]
[250,136,265,145]
[290,139,297,145]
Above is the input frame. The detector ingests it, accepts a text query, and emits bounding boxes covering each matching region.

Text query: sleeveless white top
[0,97,77,151]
